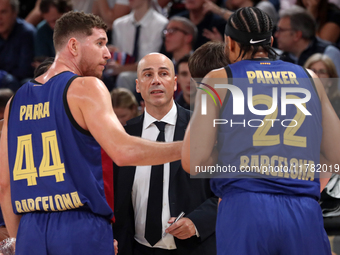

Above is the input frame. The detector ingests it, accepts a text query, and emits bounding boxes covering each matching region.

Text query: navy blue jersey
[211,59,322,200]
[7,72,114,220]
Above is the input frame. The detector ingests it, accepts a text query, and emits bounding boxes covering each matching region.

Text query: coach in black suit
[113,53,217,255]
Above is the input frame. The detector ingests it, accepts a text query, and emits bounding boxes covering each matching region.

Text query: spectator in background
[202,0,278,45]
[92,0,130,28]
[177,0,226,49]
[203,0,278,25]
[175,55,196,110]
[157,0,186,17]
[25,0,43,26]
[0,70,19,91]
[304,53,339,100]
[34,0,73,66]
[111,87,140,125]
[18,0,37,20]
[296,0,340,44]
[163,16,196,68]
[92,0,130,44]
[0,0,36,88]
[275,6,340,76]
[71,0,95,13]
[106,0,168,92]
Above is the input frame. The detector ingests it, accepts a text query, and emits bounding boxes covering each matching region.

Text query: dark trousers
[134,240,179,255]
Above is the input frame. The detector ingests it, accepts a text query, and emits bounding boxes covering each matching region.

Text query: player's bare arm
[67,76,182,166]
[182,68,228,174]
[0,99,22,238]
[181,123,191,171]
[309,69,340,169]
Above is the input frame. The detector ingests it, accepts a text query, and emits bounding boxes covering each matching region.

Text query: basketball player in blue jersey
[0,11,182,255]
[182,7,340,255]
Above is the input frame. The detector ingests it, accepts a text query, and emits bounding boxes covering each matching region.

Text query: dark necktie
[132,25,141,61]
[145,121,166,246]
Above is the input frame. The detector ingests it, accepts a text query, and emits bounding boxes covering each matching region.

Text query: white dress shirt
[132,102,177,249]
[72,0,128,13]
[112,8,168,61]
[110,0,129,6]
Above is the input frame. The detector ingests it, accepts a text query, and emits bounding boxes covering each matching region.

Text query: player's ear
[270,36,274,47]
[229,36,235,52]
[68,38,79,57]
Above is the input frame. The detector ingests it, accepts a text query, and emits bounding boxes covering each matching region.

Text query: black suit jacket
[113,104,217,255]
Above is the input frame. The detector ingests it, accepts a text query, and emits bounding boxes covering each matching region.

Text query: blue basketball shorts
[15,210,115,255]
[216,190,331,255]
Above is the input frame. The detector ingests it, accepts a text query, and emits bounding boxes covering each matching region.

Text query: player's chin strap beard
[224,22,272,46]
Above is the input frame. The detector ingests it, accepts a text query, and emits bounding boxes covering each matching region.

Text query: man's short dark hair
[40,0,73,14]
[53,11,108,51]
[188,41,229,78]
[169,16,198,48]
[176,54,190,72]
[279,5,316,40]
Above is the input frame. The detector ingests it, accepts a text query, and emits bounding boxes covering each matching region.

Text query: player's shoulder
[69,76,107,94]
[72,76,103,85]
[66,76,110,110]
[205,67,228,79]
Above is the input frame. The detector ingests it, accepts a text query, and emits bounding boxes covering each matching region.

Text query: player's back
[7,72,113,220]
[211,59,322,200]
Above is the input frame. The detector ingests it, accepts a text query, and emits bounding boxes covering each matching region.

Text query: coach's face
[136,53,177,111]
[42,6,63,30]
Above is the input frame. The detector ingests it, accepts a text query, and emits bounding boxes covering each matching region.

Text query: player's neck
[35,56,82,83]
[243,51,269,60]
